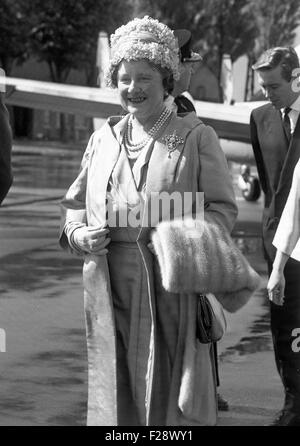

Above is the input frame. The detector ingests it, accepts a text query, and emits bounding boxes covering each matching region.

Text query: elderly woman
[268,158,300,305]
[59,16,256,426]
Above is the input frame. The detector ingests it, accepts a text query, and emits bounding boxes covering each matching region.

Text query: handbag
[196,293,227,343]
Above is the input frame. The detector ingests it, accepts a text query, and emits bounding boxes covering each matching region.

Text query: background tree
[196,0,258,83]
[19,0,132,139]
[245,0,300,99]
[86,0,133,86]
[131,0,205,30]
[132,0,258,85]
[22,0,131,84]
[0,0,29,75]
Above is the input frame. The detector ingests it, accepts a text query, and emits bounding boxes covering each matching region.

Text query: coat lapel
[87,117,126,225]
[141,113,200,229]
[146,113,199,196]
[257,106,288,195]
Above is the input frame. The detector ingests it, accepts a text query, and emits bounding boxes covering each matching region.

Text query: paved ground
[0,141,284,426]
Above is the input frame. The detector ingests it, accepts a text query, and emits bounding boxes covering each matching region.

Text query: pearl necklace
[124,108,172,153]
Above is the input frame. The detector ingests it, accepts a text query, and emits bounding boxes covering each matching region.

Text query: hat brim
[173,29,191,48]
[173,29,202,61]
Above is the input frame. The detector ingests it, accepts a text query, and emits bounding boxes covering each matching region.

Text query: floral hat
[104,16,180,88]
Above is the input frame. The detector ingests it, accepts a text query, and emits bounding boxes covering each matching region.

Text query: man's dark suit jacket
[0,94,12,204]
[250,102,300,261]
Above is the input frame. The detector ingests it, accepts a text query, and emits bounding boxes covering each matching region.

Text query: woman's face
[117,60,165,123]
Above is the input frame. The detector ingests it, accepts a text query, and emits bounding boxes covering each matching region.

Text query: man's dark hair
[252,47,299,82]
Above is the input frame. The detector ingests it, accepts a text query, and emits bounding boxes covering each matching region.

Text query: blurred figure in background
[164,29,202,114]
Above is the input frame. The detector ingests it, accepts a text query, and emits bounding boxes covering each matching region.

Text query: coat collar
[97,112,202,200]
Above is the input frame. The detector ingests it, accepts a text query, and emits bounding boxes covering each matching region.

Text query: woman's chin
[127,104,144,114]
[127,108,148,120]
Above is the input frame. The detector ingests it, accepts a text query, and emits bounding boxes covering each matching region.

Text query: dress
[60,112,238,426]
[273,158,300,261]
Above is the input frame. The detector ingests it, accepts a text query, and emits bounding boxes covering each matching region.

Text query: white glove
[72,226,110,255]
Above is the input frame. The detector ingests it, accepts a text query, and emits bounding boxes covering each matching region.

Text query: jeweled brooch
[162,131,185,158]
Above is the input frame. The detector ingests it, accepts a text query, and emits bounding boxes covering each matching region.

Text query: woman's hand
[73,226,110,255]
[267,268,286,306]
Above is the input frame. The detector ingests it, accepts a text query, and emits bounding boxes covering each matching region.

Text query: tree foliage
[196,0,259,80]
[245,0,300,99]
[252,0,300,52]
[14,0,132,139]
[132,0,259,81]
[21,0,132,83]
[0,0,29,74]
[131,0,203,30]
[133,0,300,99]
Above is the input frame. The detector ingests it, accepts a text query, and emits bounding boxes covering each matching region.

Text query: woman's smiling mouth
[128,97,146,104]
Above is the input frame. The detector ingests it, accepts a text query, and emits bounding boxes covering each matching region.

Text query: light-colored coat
[60,112,238,426]
[273,158,300,261]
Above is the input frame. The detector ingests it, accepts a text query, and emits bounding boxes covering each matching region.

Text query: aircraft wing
[194,100,266,165]
[3,77,122,118]
[2,76,266,164]
[194,100,266,143]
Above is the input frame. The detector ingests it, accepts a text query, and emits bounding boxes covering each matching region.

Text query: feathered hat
[104,16,180,88]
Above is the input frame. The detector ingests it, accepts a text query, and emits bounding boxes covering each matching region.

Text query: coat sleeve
[197,125,238,233]
[0,94,13,205]
[59,132,96,253]
[272,159,300,260]
[250,111,269,199]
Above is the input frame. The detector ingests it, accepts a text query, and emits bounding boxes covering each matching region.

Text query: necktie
[282,107,291,142]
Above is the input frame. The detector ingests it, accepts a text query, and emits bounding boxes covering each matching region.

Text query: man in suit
[251,47,300,426]
[0,93,12,205]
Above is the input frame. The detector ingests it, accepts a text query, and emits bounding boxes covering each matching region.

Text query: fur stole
[151,218,261,313]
